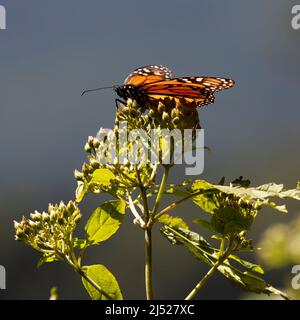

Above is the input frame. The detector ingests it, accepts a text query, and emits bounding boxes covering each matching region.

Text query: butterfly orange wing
[138,76,234,107]
[124,65,173,86]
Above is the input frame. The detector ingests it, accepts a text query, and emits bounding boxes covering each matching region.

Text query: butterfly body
[114,85,149,106]
[113,65,235,109]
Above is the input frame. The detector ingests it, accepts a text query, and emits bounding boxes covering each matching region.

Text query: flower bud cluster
[14,201,81,256]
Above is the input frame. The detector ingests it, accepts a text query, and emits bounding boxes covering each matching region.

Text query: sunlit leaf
[159,214,189,229]
[85,200,126,244]
[164,185,191,197]
[191,180,219,213]
[82,264,123,300]
[90,168,115,186]
[229,254,264,274]
[73,238,87,250]
[191,180,300,214]
[37,254,58,268]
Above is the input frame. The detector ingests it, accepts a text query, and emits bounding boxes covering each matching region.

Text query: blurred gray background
[0,0,299,299]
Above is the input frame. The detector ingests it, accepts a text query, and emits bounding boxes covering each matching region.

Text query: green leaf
[193,218,216,232]
[161,226,288,299]
[216,264,287,297]
[76,182,87,203]
[279,188,300,200]
[191,179,300,214]
[229,254,264,274]
[37,254,58,268]
[159,214,189,229]
[211,234,224,241]
[255,183,284,193]
[82,264,123,300]
[90,168,115,186]
[191,180,220,214]
[164,185,191,197]
[161,226,215,265]
[192,180,214,192]
[73,238,87,249]
[85,200,126,244]
[76,169,117,202]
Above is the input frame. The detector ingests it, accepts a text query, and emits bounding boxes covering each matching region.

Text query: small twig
[114,165,137,185]
[136,168,150,219]
[152,166,171,215]
[127,193,146,228]
[135,166,154,300]
[58,251,115,300]
[148,190,205,227]
[147,163,159,187]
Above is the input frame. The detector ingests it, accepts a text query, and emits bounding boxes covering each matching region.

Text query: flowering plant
[14,99,300,300]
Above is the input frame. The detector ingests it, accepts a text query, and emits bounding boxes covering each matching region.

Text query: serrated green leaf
[161,226,215,265]
[255,183,284,193]
[191,180,219,213]
[279,189,300,200]
[192,180,215,191]
[191,180,300,214]
[85,200,126,244]
[82,264,123,300]
[159,214,189,229]
[229,254,264,274]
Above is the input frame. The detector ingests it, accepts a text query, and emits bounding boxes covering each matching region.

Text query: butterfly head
[113,85,128,100]
[114,85,146,102]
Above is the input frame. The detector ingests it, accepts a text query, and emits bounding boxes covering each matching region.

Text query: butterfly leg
[115,99,126,109]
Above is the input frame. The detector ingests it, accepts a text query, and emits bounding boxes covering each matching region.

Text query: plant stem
[128,193,146,228]
[149,190,205,227]
[219,237,225,257]
[136,167,150,219]
[152,165,170,215]
[185,261,220,300]
[185,239,230,300]
[61,252,114,300]
[145,228,153,300]
[144,166,170,299]
[136,167,154,299]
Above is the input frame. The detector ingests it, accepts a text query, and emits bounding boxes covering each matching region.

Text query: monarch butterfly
[82,65,235,108]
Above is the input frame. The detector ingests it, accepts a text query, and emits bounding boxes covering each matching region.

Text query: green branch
[149,189,205,227]
[185,238,231,300]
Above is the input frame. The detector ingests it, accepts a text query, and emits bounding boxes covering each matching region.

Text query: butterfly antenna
[81,86,115,96]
